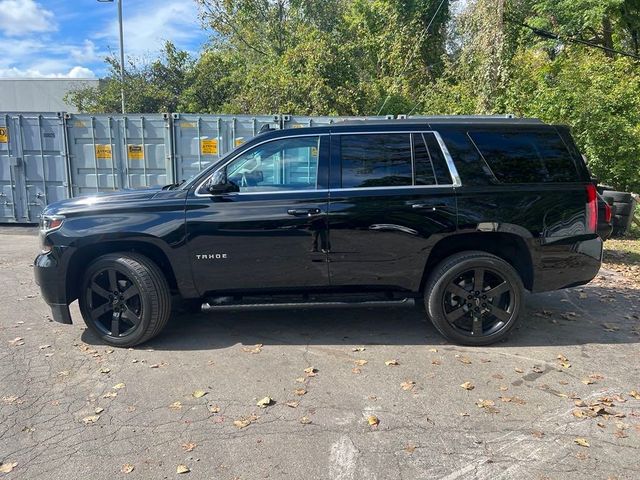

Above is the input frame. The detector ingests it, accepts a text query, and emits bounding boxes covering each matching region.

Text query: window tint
[413,133,452,185]
[341,134,412,188]
[468,130,579,183]
[225,136,319,192]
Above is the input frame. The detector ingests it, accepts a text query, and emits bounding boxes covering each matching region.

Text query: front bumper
[34,251,73,324]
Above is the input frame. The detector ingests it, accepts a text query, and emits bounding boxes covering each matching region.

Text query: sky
[0,0,208,79]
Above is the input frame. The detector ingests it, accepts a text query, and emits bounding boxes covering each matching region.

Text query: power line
[511,19,640,60]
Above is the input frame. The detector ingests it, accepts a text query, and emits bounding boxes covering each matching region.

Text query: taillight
[603,201,612,224]
[586,184,597,233]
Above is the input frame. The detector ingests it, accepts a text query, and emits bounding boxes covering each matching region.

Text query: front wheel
[424,251,524,346]
[79,253,171,347]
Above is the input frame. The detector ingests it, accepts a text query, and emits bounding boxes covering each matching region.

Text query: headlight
[39,214,65,253]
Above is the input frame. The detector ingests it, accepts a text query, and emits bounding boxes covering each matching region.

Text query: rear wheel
[424,251,524,346]
[79,253,171,347]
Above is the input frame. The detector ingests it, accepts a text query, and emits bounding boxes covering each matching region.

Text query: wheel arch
[66,240,178,303]
[420,232,534,292]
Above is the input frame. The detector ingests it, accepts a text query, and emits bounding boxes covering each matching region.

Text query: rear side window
[468,130,579,183]
[340,132,452,188]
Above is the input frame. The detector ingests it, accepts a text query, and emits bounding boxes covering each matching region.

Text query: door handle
[287,208,322,217]
[411,203,447,211]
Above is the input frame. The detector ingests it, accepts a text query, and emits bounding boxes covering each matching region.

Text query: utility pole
[98,0,126,113]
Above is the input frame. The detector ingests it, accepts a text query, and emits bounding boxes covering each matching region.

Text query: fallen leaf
[295,377,306,383]
[572,409,587,418]
[581,378,594,385]
[492,373,504,380]
[532,366,544,373]
[99,367,111,374]
[629,390,640,400]
[286,401,299,408]
[242,344,263,354]
[352,347,366,352]
[9,337,24,346]
[105,349,114,354]
[351,367,361,374]
[431,359,441,366]
[176,464,190,474]
[0,462,18,473]
[170,401,182,410]
[113,383,125,390]
[428,348,438,353]
[460,381,475,391]
[498,386,509,391]
[574,399,586,407]
[94,407,104,414]
[614,429,628,439]
[574,438,590,447]
[294,388,307,396]
[367,415,379,427]
[456,355,472,365]
[531,430,544,438]
[514,367,524,373]
[192,390,207,398]
[303,367,318,377]
[404,444,416,453]
[602,323,619,332]
[103,392,117,399]
[208,405,220,413]
[233,415,258,429]
[121,464,134,474]
[499,396,526,405]
[256,396,273,408]
[82,415,100,424]
[385,359,399,366]
[459,412,470,417]
[39,344,51,349]
[557,354,569,362]
[400,381,415,391]
[182,442,197,452]
[354,359,368,366]
[476,399,499,413]
[149,364,160,369]
[300,416,312,424]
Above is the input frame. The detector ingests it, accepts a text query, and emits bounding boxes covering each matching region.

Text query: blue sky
[0,0,208,78]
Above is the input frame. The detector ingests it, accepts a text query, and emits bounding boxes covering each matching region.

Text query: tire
[613,214,629,228]
[79,253,171,347]
[613,201,633,216]
[602,190,632,203]
[424,251,524,346]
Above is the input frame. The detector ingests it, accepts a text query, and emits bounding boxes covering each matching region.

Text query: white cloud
[0,65,95,78]
[98,1,203,57]
[0,0,56,36]
[70,40,101,64]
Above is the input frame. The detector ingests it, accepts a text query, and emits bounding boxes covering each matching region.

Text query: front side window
[216,136,320,192]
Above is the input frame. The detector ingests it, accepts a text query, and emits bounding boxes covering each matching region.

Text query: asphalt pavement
[1,227,639,479]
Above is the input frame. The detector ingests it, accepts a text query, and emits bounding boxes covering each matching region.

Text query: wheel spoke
[91,302,112,319]
[491,306,511,322]
[108,269,118,292]
[91,281,111,299]
[111,312,120,336]
[473,268,485,292]
[445,306,467,323]
[121,309,140,327]
[122,284,140,301]
[472,316,483,335]
[485,281,510,299]
[446,283,469,299]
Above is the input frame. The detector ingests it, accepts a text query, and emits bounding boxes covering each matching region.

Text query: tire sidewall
[79,256,155,347]
[426,255,524,346]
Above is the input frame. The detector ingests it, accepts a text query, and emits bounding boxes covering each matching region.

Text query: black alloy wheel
[424,251,524,345]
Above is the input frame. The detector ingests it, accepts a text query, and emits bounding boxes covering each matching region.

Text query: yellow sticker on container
[311,146,318,157]
[181,122,197,128]
[0,127,8,143]
[95,144,112,160]
[127,144,144,160]
[235,138,245,147]
[201,139,218,155]
[292,124,303,128]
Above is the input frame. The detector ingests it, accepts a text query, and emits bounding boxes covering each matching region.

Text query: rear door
[185,134,330,295]
[326,130,459,291]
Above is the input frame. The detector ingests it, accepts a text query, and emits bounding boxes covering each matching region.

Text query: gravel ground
[1,227,639,480]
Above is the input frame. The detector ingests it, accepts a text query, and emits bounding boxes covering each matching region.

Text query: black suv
[34,118,602,347]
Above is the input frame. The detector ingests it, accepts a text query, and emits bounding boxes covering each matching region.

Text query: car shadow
[80,283,640,350]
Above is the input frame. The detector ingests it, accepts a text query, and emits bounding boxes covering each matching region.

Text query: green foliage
[66,0,640,191]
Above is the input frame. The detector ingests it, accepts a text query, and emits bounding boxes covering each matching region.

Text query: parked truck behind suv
[34,117,602,347]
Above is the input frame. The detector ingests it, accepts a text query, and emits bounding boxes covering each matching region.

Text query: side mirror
[206,170,240,195]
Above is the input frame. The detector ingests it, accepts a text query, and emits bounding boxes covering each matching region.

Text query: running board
[201,297,415,312]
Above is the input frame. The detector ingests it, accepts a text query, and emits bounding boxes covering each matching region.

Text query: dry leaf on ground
[176,464,190,474]
[192,390,207,398]
[352,347,366,352]
[300,416,312,424]
[304,367,318,377]
[456,355,472,365]
[82,415,100,424]
[460,382,475,391]
[0,462,18,473]
[256,396,273,408]
[113,383,125,390]
[208,405,220,413]
[354,359,368,366]
[574,438,590,447]
[286,401,299,408]
[242,344,263,354]
[99,367,110,374]
[294,388,307,396]
[367,415,379,427]
[121,464,134,474]
[385,359,399,366]
[629,390,640,400]
[182,442,197,452]
[400,381,415,391]
[170,401,182,410]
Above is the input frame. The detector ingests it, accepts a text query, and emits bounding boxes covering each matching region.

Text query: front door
[186,134,330,295]
[327,130,458,291]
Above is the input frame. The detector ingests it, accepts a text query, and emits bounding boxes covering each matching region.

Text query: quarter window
[223,136,320,192]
